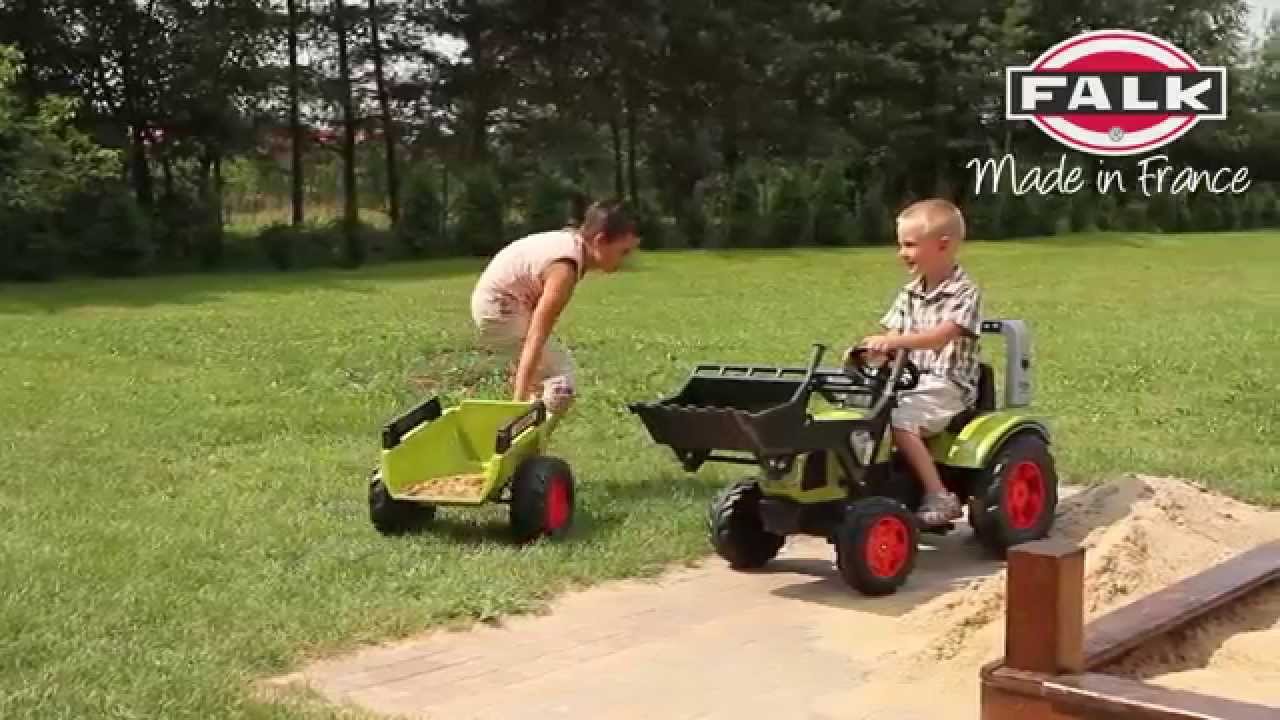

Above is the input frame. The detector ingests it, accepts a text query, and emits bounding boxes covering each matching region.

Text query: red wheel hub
[545,476,571,531]
[865,516,911,579]
[1005,461,1046,531]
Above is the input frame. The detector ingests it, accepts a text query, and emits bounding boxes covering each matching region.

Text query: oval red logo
[1006,30,1227,156]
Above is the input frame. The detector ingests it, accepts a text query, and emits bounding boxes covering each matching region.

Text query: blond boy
[856,198,982,525]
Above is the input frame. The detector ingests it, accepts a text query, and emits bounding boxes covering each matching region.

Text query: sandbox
[836,474,1280,719]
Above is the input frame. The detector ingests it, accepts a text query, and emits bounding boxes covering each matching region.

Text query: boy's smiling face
[896,224,952,278]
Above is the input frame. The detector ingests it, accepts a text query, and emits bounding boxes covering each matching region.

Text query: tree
[0,45,122,280]
[366,0,401,227]
[330,0,362,266]
[286,0,305,226]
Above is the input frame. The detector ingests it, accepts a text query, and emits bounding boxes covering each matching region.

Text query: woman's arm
[512,260,578,402]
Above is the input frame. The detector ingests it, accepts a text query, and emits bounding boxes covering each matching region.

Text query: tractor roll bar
[982,319,1032,408]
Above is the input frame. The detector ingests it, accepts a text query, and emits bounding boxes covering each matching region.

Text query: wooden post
[1005,539,1085,675]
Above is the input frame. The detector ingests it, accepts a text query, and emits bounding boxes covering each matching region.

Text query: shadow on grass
[0,255,485,316]
[418,508,626,547]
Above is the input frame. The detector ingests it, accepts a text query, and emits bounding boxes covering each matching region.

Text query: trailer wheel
[969,433,1059,557]
[835,497,918,596]
[510,456,575,543]
[369,469,437,535]
[708,479,784,569]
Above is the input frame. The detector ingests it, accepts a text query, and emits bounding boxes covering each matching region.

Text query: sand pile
[858,474,1280,716]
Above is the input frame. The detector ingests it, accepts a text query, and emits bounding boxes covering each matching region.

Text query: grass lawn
[2,231,1278,718]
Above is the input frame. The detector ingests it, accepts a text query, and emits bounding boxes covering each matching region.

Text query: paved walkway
[265,526,1007,720]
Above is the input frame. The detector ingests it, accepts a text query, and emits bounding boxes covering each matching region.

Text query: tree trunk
[287,0,305,226]
[200,147,226,268]
[609,110,624,199]
[722,98,740,180]
[440,166,449,241]
[19,0,42,111]
[333,0,363,266]
[367,0,400,227]
[161,144,174,199]
[625,78,639,205]
[119,7,153,208]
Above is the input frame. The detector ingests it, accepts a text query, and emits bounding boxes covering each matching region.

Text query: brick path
[265,528,1007,720]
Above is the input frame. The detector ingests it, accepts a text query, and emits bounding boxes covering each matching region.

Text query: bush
[455,167,505,256]
[675,195,709,248]
[255,219,374,271]
[723,170,762,248]
[60,182,154,277]
[150,189,219,264]
[1,45,120,280]
[398,166,446,256]
[965,193,1006,240]
[1093,192,1122,231]
[632,198,667,248]
[1117,199,1150,232]
[811,163,853,245]
[856,178,891,245]
[1254,183,1280,228]
[524,172,574,236]
[0,208,64,281]
[767,170,812,246]
[1069,187,1099,233]
[1188,191,1223,231]
[257,222,296,270]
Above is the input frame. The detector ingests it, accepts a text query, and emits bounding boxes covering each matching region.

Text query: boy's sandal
[917,493,962,526]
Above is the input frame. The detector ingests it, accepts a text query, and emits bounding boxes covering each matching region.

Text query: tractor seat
[945,363,996,434]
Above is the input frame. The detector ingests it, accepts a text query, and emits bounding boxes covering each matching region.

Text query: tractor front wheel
[369,469,437,535]
[969,433,1059,557]
[835,497,918,596]
[509,456,575,543]
[708,479,785,569]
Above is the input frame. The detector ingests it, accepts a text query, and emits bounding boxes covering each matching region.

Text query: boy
[856,198,982,526]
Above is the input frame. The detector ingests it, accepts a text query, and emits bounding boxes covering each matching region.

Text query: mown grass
[1,232,1278,718]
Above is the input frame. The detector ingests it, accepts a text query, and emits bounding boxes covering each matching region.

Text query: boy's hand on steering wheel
[859,334,899,354]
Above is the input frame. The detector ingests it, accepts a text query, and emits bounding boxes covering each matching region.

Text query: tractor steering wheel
[845,347,920,392]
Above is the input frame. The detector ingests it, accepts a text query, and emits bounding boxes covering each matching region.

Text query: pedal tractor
[627,319,1058,597]
[367,397,574,543]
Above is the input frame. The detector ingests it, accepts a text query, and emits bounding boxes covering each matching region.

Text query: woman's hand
[512,261,577,402]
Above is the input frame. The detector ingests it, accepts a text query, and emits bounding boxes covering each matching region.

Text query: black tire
[509,455,575,543]
[707,479,785,569]
[835,497,919,596]
[368,469,437,535]
[969,433,1059,557]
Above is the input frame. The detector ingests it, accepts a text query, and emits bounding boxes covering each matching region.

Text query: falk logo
[1006,30,1227,157]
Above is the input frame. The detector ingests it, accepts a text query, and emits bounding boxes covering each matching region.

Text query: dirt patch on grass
[852,474,1280,717]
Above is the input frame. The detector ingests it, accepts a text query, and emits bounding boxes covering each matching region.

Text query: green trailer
[628,319,1058,596]
[367,397,574,543]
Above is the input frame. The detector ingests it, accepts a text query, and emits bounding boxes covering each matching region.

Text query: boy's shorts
[891,375,968,437]
[471,292,576,414]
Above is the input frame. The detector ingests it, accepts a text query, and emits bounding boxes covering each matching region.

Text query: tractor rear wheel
[369,469,437,535]
[708,479,784,569]
[509,455,575,543]
[835,497,919,596]
[969,433,1058,557]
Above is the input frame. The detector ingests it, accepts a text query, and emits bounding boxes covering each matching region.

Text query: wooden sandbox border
[980,538,1280,719]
